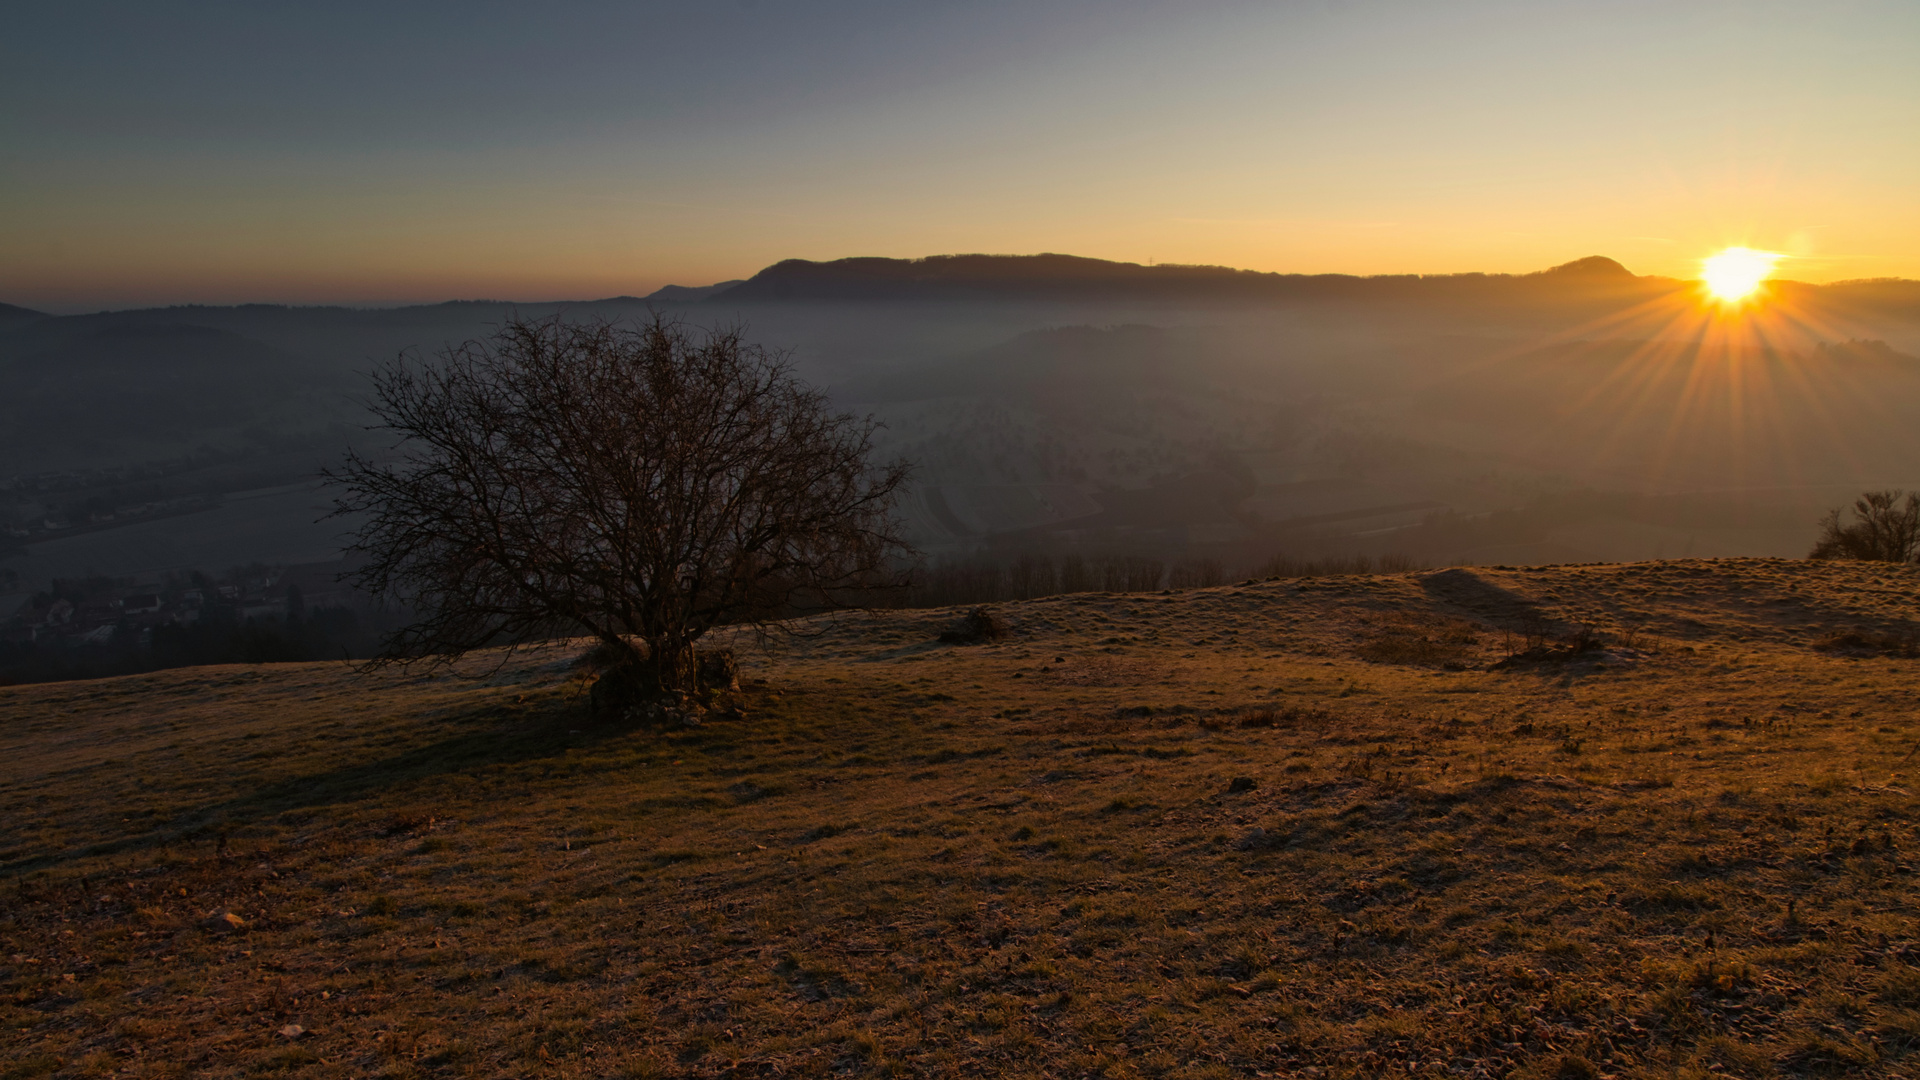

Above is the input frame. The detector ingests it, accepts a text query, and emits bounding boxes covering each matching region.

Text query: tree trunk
[649,640,697,694]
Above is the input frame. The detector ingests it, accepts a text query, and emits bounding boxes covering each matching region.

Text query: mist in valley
[5,252,1920,668]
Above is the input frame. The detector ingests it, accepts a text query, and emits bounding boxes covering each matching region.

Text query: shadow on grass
[1,700,697,876]
[227,704,617,811]
[1419,568,1553,631]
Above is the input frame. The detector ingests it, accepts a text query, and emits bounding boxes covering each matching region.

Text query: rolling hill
[3,557,1917,1076]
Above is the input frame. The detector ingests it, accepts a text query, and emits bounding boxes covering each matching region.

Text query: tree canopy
[327,316,911,695]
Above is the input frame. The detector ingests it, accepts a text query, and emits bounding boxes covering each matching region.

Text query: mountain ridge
[11,254,1920,317]
[703,252,1669,305]
[0,302,50,330]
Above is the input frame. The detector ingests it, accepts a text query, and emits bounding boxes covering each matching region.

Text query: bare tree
[326,315,912,698]
[1808,490,1920,563]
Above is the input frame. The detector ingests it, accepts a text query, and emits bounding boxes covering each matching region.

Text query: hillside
[4,557,1918,1077]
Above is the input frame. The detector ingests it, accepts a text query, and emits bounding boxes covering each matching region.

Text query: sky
[3,0,1918,310]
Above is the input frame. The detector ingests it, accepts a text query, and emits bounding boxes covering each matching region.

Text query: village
[0,560,375,683]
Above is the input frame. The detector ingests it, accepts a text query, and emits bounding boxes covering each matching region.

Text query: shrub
[1809,490,1920,562]
[939,607,1007,644]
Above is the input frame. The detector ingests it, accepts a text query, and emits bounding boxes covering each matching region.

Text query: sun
[1701,247,1780,303]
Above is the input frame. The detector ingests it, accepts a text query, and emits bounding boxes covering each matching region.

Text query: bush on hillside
[1809,490,1920,563]
[939,606,1007,644]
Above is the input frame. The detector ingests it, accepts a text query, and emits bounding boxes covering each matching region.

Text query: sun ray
[1416,261,1908,499]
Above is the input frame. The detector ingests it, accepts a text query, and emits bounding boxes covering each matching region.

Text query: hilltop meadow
[3,557,1918,1079]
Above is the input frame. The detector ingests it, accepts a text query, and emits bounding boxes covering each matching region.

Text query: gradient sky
[4,0,1917,310]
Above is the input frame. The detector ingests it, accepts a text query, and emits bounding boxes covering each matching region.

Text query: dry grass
[2,557,1918,1078]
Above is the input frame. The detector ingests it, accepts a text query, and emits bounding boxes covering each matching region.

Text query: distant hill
[0,302,49,331]
[0,316,360,468]
[707,252,1662,306]
[1782,277,1920,324]
[1812,338,1920,370]
[644,280,746,303]
[1532,255,1635,279]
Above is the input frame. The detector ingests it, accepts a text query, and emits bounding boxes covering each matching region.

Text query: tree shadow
[5,700,665,875]
[223,707,614,816]
[1419,567,1556,632]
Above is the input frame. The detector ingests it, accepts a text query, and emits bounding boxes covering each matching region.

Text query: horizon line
[9,251,1917,317]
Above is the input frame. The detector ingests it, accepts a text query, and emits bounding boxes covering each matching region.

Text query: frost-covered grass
[3,557,1918,1078]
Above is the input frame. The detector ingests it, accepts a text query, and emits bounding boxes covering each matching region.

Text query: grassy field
[3,557,1918,1079]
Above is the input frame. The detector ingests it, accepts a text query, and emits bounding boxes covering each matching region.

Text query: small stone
[202,912,247,934]
[278,1024,305,1039]
[1228,776,1257,793]
[1235,827,1268,851]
